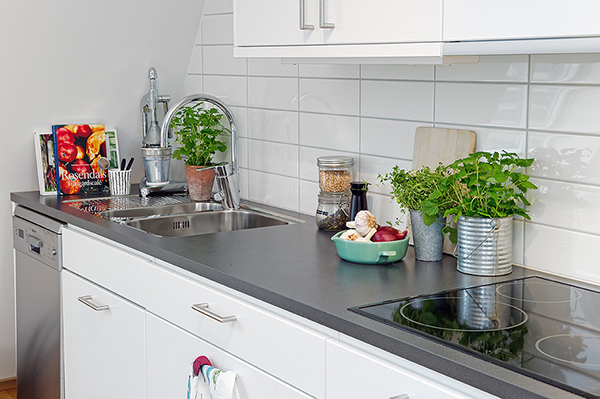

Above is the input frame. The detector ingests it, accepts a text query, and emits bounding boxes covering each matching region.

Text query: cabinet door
[146,313,313,399]
[444,0,600,42]
[326,340,481,399]
[62,270,146,399]
[234,0,322,46]
[325,0,442,44]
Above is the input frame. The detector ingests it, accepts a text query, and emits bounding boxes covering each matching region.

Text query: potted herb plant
[170,102,230,201]
[379,164,457,261]
[440,151,537,275]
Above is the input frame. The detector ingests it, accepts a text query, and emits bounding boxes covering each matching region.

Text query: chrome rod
[300,0,314,30]
[192,303,236,323]
[78,295,109,311]
[319,0,335,29]
[389,395,409,399]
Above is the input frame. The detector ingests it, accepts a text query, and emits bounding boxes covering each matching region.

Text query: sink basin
[125,208,301,237]
[100,202,222,219]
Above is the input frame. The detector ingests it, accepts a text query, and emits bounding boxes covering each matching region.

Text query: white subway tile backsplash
[524,223,600,286]
[203,45,246,75]
[299,113,360,152]
[531,54,600,84]
[435,82,527,128]
[299,78,360,116]
[436,55,529,82]
[247,58,298,77]
[529,85,600,133]
[528,177,600,235]
[189,11,600,284]
[247,109,298,143]
[248,77,298,111]
[361,80,434,121]
[528,132,600,184]
[188,46,203,74]
[230,106,248,138]
[369,193,408,231]
[361,64,434,81]
[247,170,299,210]
[248,140,298,177]
[202,14,234,45]
[299,64,360,79]
[360,154,411,196]
[203,75,247,107]
[361,118,424,159]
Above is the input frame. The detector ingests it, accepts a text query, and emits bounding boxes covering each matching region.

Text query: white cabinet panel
[62,270,145,399]
[145,263,326,398]
[146,313,313,399]
[326,340,486,399]
[234,0,322,46]
[444,0,600,42]
[325,0,442,44]
[63,227,147,305]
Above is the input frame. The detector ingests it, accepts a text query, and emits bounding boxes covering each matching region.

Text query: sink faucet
[159,94,239,209]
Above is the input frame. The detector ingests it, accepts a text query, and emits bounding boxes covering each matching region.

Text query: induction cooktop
[349,276,600,398]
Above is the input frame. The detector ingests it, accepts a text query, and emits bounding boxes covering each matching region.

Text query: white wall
[189,0,600,286]
[0,1,205,379]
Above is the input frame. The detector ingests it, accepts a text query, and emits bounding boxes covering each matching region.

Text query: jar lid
[317,156,354,167]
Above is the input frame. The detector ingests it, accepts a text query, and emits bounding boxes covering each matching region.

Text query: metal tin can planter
[410,210,445,262]
[455,216,513,276]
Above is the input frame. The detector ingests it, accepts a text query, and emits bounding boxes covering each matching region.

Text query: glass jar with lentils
[317,156,354,193]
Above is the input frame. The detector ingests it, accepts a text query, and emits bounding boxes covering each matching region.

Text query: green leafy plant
[170,102,229,166]
[441,151,537,221]
[379,164,458,226]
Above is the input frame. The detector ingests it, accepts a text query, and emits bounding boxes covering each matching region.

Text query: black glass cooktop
[350,276,600,398]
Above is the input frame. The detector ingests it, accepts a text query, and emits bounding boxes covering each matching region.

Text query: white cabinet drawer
[62,270,146,399]
[147,313,313,399]
[146,263,326,398]
[326,340,489,399]
[63,227,146,305]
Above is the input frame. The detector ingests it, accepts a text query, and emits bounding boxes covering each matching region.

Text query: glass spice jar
[316,191,350,231]
[317,156,354,193]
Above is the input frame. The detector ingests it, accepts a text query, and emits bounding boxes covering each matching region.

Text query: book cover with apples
[52,124,109,195]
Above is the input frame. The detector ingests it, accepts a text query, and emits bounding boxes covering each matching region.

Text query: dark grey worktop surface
[11,190,588,398]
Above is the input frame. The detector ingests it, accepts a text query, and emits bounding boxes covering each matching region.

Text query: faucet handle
[196,162,231,177]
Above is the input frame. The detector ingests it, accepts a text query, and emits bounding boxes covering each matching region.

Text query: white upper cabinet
[233,0,449,62]
[444,0,600,41]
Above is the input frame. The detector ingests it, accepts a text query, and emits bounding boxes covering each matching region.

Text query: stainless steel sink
[99,202,222,219]
[125,208,302,237]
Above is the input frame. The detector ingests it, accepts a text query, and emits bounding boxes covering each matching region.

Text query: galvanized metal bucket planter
[410,210,445,262]
[455,216,513,276]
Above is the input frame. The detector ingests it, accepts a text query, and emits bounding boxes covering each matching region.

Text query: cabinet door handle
[299,0,314,30]
[319,0,335,29]
[389,395,409,399]
[78,295,109,311]
[192,303,236,323]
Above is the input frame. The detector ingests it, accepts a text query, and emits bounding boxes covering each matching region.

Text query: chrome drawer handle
[389,395,409,399]
[78,295,109,311]
[299,0,314,30]
[191,303,236,323]
[319,0,335,29]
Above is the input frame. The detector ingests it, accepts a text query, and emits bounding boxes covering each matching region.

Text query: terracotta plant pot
[184,164,216,202]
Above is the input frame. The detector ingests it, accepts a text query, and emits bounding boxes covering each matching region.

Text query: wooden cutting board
[412,127,476,254]
[412,127,476,169]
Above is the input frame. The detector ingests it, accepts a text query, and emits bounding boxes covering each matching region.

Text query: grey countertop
[11,189,587,399]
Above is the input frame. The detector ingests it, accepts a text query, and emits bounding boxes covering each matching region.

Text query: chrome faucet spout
[163,94,239,208]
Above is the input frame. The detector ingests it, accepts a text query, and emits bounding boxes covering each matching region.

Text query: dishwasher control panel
[13,215,62,271]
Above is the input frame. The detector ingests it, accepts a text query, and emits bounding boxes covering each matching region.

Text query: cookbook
[52,124,110,195]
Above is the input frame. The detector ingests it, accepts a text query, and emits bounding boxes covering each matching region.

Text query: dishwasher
[13,205,64,399]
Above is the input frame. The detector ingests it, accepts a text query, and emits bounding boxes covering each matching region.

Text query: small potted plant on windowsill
[440,151,537,275]
[379,164,458,261]
[170,102,230,201]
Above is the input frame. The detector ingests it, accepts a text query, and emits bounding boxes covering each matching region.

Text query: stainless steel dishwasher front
[13,205,64,399]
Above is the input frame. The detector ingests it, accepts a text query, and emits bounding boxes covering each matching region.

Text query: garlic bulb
[340,229,360,241]
[353,210,377,237]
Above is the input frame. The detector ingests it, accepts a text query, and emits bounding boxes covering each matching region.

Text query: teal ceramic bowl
[331,230,410,264]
